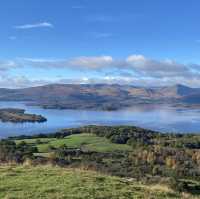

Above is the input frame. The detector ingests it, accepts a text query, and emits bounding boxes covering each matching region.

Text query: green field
[0,165,184,199]
[16,133,132,153]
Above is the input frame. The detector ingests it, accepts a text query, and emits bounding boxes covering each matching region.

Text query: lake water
[0,101,200,138]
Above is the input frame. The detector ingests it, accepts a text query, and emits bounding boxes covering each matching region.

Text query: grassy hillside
[0,165,184,199]
[16,134,132,153]
[3,125,200,197]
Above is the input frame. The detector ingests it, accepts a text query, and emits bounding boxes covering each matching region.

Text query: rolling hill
[0,84,200,110]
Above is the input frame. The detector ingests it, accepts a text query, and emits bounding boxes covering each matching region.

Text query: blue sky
[1,0,200,88]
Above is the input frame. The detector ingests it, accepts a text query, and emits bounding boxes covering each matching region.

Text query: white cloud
[2,74,200,89]
[0,60,18,71]
[17,58,68,68]
[15,56,115,70]
[126,55,190,78]
[1,55,200,88]
[127,55,146,62]
[69,56,113,69]
[4,55,199,78]
[14,22,53,29]
[0,76,50,88]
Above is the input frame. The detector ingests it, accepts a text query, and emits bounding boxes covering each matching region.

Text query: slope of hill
[0,84,200,110]
[1,125,200,198]
[0,165,183,199]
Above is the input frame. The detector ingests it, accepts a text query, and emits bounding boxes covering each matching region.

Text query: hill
[1,125,200,197]
[0,165,184,199]
[16,133,132,153]
[0,84,200,110]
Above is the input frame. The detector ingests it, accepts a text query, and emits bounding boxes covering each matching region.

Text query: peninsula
[0,108,47,123]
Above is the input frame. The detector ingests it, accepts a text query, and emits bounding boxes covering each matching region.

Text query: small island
[0,108,47,123]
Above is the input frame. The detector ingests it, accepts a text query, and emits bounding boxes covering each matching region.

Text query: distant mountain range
[0,84,200,110]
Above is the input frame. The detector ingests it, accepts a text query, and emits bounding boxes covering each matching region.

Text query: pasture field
[16,133,132,153]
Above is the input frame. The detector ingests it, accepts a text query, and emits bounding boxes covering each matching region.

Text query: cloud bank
[17,55,200,78]
[1,55,200,88]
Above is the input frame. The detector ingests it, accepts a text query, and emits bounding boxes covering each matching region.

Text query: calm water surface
[0,101,200,138]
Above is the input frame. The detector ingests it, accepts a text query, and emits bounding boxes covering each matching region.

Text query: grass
[0,165,183,199]
[16,134,132,153]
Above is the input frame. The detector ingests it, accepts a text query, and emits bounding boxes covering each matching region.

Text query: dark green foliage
[64,125,158,145]
[0,139,37,163]
[170,178,200,194]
